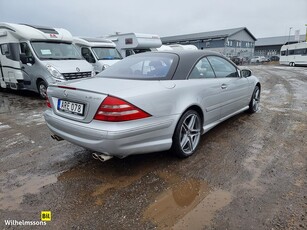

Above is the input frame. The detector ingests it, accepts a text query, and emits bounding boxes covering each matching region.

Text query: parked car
[44,50,261,160]
[268,55,280,61]
[250,56,266,64]
[230,56,243,65]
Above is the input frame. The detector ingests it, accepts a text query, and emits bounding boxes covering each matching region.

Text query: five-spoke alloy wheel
[172,110,202,158]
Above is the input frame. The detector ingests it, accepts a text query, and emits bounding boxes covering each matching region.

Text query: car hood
[41,60,93,73]
[98,59,121,66]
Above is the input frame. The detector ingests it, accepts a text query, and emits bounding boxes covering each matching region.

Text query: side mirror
[20,53,27,64]
[241,69,252,77]
[20,53,35,65]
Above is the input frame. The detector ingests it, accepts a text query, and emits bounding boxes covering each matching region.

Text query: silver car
[44,50,260,160]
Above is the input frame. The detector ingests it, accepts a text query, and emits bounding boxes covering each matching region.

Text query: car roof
[108,50,235,81]
[151,50,227,80]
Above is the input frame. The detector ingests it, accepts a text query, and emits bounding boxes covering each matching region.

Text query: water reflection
[143,172,232,229]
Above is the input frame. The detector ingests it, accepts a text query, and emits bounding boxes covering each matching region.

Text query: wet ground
[0,65,306,229]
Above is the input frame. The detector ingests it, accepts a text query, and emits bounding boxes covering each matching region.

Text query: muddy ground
[0,65,306,230]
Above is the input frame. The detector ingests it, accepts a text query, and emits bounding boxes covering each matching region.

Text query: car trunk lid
[47,78,159,123]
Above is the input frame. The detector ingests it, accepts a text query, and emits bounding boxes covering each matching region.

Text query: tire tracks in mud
[217,66,307,229]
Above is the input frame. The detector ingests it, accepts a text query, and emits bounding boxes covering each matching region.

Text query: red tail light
[47,98,52,108]
[46,93,52,108]
[94,96,151,122]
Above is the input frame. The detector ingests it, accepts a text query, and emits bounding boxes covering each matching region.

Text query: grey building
[254,35,306,57]
[161,27,257,58]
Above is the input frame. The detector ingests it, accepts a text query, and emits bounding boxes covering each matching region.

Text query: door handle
[221,84,227,89]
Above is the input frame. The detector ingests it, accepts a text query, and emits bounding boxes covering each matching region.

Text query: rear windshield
[97,53,179,80]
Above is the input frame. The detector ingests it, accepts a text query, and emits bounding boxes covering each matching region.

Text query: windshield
[92,47,122,60]
[97,53,178,80]
[31,42,82,60]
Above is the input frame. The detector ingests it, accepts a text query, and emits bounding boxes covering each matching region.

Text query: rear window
[97,53,179,80]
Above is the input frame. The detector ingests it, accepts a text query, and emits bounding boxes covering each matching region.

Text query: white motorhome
[106,33,162,58]
[280,42,307,66]
[153,44,198,51]
[0,23,94,98]
[73,37,122,73]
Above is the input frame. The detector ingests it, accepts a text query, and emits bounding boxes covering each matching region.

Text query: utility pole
[288,27,293,44]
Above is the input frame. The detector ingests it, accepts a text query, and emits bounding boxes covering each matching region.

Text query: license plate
[57,99,84,115]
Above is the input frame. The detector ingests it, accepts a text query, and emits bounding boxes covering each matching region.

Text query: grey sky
[1,0,306,39]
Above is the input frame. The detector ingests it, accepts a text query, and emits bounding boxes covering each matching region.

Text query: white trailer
[0,23,94,98]
[73,37,122,73]
[280,42,307,66]
[106,33,162,58]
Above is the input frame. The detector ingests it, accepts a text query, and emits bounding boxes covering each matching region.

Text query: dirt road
[0,65,306,229]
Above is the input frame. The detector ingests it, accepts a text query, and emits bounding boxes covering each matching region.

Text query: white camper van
[0,23,94,98]
[280,42,307,66]
[73,37,122,73]
[106,33,162,58]
[153,44,198,51]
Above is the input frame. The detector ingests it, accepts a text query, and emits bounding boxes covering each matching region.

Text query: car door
[188,57,225,125]
[207,56,250,119]
[19,42,38,91]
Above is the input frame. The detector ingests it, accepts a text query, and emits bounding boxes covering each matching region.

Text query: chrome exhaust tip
[92,152,113,162]
[51,134,64,141]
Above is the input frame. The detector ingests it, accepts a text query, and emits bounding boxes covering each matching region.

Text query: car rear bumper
[44,110,179,158]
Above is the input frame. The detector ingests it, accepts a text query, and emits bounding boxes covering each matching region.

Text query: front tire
[171,110,202,158]
[248,85,260,113]
[37,80,48,99]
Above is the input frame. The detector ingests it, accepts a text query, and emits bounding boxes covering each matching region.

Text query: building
[254,35,306,57]
[161,27,257,59]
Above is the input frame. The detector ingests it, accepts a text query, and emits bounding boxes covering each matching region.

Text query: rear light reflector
[46,97,52,108]
[94,96,151,122]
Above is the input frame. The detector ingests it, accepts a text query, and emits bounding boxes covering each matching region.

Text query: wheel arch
[256,82,261,92]
[36,77,46,88]
[175,104,204,132]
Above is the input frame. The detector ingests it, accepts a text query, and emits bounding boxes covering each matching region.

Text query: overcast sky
[1,0,306,39]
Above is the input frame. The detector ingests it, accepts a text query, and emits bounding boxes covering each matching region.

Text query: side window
[207,56,238,78]
[1,44,9,55]
[20,43,33,57]
[81,47,95,63]
[189,57,216,79]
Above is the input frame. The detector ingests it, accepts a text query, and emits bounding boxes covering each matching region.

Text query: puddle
[0,174,57,210]
[173,189,232,230]
[143,171,233,229]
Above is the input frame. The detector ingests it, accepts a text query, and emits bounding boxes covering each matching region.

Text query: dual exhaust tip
[51,134,113,162]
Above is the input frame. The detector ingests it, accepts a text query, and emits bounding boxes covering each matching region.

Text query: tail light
[47,98,51,108]
[46,93,52,108]
[94,96,151,122]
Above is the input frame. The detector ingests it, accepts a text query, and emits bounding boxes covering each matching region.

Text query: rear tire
[171,110,202,158]
[37,80,48,99]
[247,85,260,113]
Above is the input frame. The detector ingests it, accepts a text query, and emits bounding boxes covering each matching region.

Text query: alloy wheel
[179,113,201,155]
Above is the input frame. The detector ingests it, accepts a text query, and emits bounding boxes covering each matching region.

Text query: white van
[0,23,95,98]
[106,33,162,58]
[73,37,122,74]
